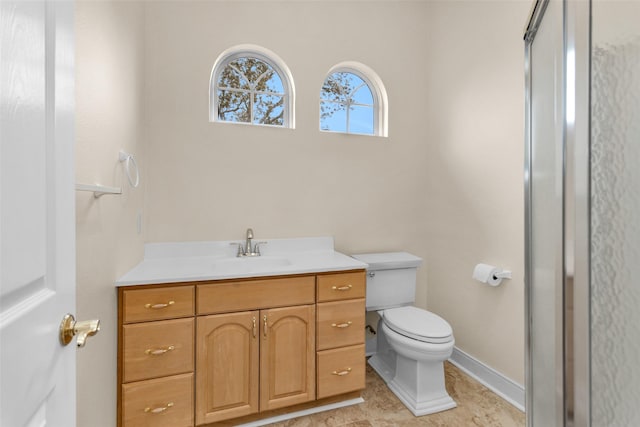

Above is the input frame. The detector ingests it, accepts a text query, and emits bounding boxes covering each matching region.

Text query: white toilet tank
[351,252,423,311]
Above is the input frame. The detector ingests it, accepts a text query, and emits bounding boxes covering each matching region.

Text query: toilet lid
[383,306,453,344]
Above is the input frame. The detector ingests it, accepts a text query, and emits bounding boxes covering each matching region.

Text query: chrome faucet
[245,228,254,256]
[231,228,266,257]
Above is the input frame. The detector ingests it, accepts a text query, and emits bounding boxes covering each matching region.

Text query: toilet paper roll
[472,263,503,286]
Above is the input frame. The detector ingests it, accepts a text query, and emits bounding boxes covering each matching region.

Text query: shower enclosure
[525,1,640,426]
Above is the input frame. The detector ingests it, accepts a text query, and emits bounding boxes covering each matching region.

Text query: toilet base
[368,352,395,384]
[388,372,457,416]
[369,348,456,416]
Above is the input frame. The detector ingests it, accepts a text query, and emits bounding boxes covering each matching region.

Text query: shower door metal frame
[523,4,543,426]
[524,2,565,425]
[524,0,592,426]
[566,1,591,426]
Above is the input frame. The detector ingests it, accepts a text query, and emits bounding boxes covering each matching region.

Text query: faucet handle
[254,241,268,255]
[230,242,244,257]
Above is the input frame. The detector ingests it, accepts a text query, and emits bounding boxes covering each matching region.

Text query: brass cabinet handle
[263,315,268,338]
[331,321,353,328]
[252,317,257,338]
[145,345,175,356]
[144,402,174,414]
[144,301,175,309]
[331,368,352,376]
[331,285,352,291]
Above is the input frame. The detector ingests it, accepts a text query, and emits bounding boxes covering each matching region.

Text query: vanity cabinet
[117,271,364,427]
[195,311,259,424]
[122,373,194,427]
[259,305,316,410]
[195,305,315,424]
[123,317,194,383]
[119,285,195,427]
[315,272,366,399]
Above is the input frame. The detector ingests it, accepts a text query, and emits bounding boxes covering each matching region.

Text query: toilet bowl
[373,307,456,415]
[351,253,457,416]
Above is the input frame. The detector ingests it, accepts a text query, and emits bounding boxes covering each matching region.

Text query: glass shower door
[526,0,640,425]
[590,2,640,426]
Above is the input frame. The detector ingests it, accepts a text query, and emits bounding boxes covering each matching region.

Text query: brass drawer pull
[144,301,175,309]
[331,321,353,328]
[331,285,352,291]
[252,316,257,338]
[331,368,352,376]
[145,345,175,356]
[144,402,174,414]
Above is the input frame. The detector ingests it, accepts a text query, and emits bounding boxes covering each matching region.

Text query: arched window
[210,45,295,128]
[320,62,388,137]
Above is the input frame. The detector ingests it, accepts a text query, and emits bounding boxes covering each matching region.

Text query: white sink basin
[212,256,291,273]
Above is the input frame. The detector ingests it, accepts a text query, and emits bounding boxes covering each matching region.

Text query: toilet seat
[383,306,453,344]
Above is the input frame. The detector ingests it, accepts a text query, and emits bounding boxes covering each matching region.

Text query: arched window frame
[320,61,388,137]
[210,44,295,128]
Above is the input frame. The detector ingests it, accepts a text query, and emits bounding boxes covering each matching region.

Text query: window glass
[254,94,284,125]
[215,56,288,126]
[350,105,374,135]
[320,71,375,135]
[320,101,347,133]
[218,64,250,90]
[217,90,250,123]
[352,84,374,105]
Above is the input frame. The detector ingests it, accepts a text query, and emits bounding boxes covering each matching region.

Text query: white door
[1,1,80,426]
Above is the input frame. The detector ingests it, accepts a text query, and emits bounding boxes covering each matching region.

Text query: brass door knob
[59,314,100,348]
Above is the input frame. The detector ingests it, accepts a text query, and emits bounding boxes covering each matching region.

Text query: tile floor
[270,362,525,427]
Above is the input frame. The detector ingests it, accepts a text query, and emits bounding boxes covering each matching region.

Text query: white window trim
[320,61,388,137]
[210,44,295,128]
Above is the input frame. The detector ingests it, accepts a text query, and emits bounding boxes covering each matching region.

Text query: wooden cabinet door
[260,305,316,411]
[196,311,259,425]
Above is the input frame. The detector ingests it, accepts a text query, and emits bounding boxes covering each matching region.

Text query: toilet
[351,252,456,416]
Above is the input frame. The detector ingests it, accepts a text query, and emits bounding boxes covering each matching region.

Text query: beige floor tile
[270,362,525,427]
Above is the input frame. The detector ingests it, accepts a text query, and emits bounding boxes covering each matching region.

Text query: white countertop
[115,237,368,286]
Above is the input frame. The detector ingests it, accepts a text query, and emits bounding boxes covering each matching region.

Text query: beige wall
[76,1,528,424]
[144,0,528,383]
[423,1,528,384]
[75,1,146,425]
[144,1,432,253]
[143,0,434,306]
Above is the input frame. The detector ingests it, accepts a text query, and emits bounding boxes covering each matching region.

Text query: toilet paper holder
[493,270,512,280]
[472,263,512,286]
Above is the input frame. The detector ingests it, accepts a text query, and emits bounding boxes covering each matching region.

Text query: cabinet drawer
[316,271,365,302]
[123,318,194,383]
[197,276,315,315]
[317,344,365,399]
[122,373,194,427]
[123,286,194,323]
[317,299,365,351]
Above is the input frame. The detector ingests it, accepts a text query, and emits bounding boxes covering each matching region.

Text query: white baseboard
[449,347,525,412]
